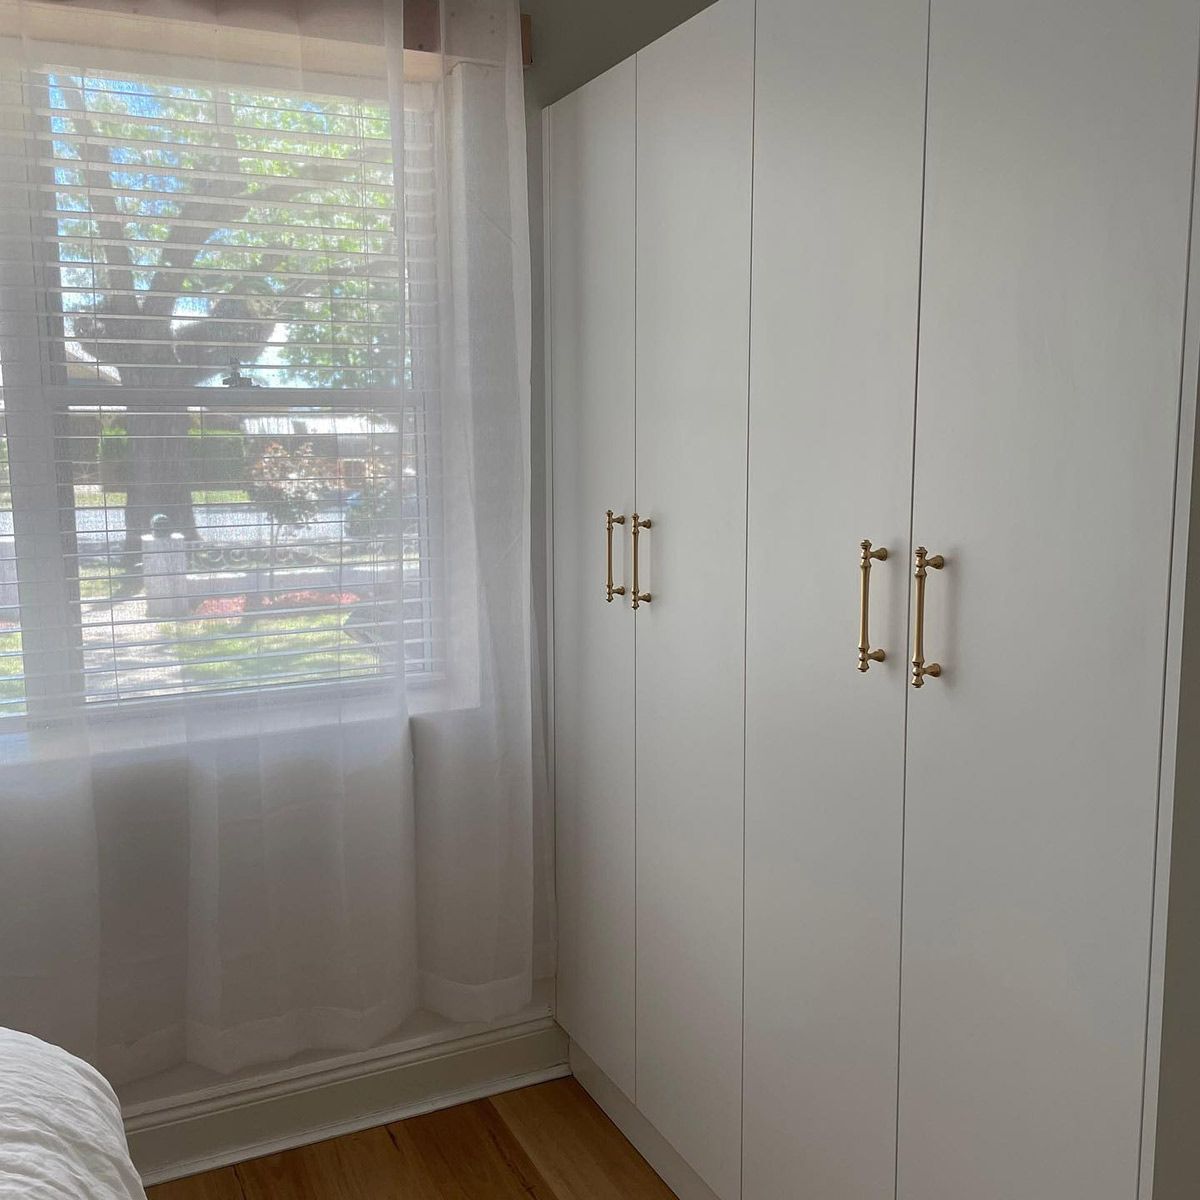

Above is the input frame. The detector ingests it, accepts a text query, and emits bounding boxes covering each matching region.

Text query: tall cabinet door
[900,4,1200,1199]
[633,1,755,1197]
[742,1,927,1197]
[549,60,637,1099]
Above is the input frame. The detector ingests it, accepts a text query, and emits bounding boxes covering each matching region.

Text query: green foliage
[50,71,403,388]
[95,421,247,491]
[0,630,24,714]
[98,423,131,489]
[76,562,141,600]
[188,426,246,485]
[166,610,375,688]
[345,447,398,538]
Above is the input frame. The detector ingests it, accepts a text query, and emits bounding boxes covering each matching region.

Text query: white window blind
[43,69,404,388]
[0,60,442,714]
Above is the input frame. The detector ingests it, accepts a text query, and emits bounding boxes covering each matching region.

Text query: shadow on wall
[521,0,718,108]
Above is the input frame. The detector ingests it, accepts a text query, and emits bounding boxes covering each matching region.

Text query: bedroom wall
[522,0,718,109]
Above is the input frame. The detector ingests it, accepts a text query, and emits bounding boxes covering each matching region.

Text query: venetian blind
[0,51,443,710]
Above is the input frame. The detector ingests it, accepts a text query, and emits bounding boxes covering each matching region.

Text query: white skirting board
[569,1042,723,1200]
[127,1018,569,1186]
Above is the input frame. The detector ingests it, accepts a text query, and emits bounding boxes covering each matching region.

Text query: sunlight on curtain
[0,0,539,1085]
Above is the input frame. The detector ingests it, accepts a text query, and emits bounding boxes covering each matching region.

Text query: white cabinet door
[633,1,755,1196]
[742,2,927,1197]
[549,61,638,1099]
[900,4,1199,1199]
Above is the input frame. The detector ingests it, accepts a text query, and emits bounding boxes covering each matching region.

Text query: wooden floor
[147,1077,677,1199]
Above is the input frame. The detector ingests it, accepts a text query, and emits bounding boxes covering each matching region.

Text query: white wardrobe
[548,1,1200,1198]
[550,2,753,1195]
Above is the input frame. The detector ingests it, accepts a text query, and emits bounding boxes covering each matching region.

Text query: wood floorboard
[491,1078,677,1200]
[146,1167,245,1200]
[236,1127,419,1199]
[146,1078,679,1199]
[375,1122,446,1200]
[391,1099,558,1199]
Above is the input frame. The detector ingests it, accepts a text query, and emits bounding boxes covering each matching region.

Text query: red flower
[263,590,360,609]
[193,595,247,618]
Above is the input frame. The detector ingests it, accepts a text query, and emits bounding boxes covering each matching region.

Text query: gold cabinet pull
[606,510,627,602]
[631,513,652,609]
[858,539,888,671]
[911,545,945,687]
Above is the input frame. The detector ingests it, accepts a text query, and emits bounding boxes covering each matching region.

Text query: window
[0,61,441,715]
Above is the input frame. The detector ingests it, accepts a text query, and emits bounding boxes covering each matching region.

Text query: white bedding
[0,1028,146,1199]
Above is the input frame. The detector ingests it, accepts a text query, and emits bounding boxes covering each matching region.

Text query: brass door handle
[911,545,944,687]
[858,539,888,671]
[606,510,627,602]
[631,513,652,608]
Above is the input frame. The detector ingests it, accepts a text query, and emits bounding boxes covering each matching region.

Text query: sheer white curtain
[0,0,540,1085]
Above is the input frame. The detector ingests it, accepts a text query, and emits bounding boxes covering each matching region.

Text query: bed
[0,1027,146,1198]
